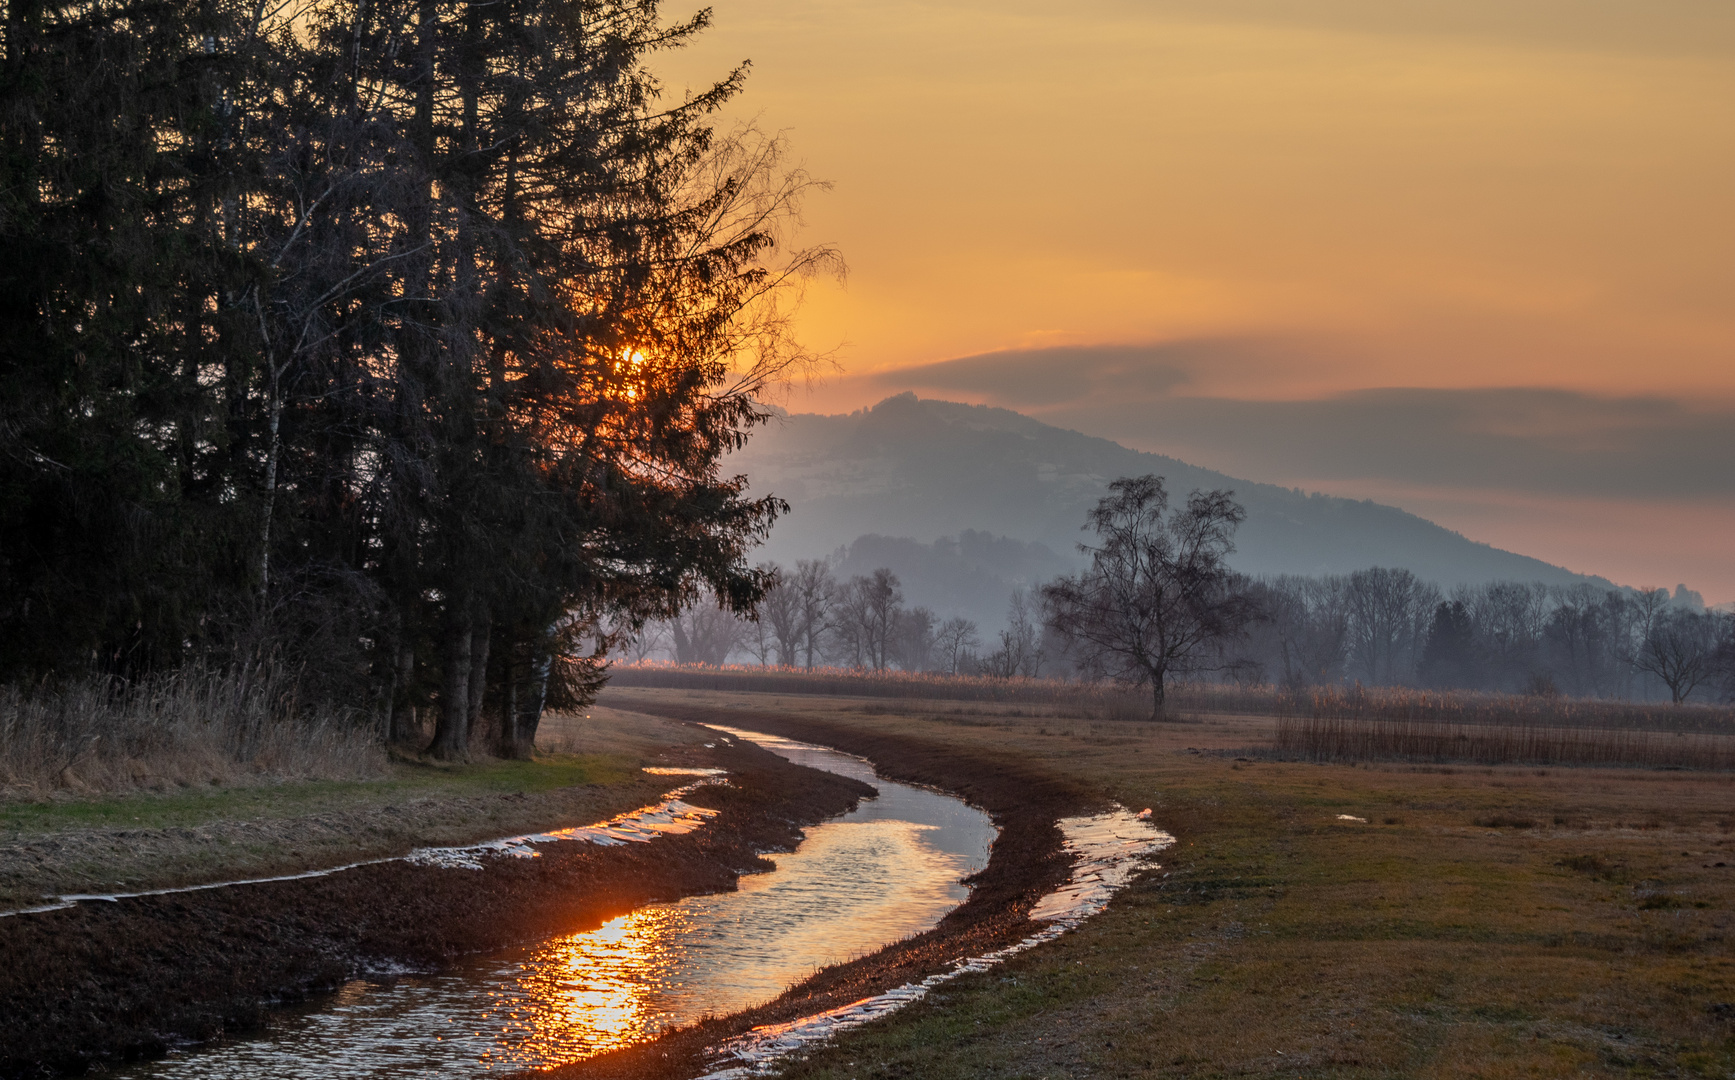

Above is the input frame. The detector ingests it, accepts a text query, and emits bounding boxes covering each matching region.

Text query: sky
[655,0,1735,603]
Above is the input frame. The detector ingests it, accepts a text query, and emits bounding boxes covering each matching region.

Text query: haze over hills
[736,393,1623,631]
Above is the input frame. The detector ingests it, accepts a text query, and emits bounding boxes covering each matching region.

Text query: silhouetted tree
[1344,568,1438,686]
[1418,600,1479,688]
[790,559,837,670]
[935,617,981,676]
[1043,475,1257,718]
[1633,609,1721,704]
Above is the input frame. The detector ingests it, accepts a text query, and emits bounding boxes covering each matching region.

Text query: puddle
[121,733,996,1077]
[697,807,1174,1079]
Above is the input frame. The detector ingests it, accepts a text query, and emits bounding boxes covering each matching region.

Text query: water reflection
[126,731,995,1078]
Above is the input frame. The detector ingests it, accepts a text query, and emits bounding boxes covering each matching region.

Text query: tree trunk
[429,604,472,759]
[466,608,491,751]
[1150,674,1167,721]
[499,661,526,759]
[391,642,416,743]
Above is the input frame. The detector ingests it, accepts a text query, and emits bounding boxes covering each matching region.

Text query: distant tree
[1345,568,1438,686]
[669,597,743,666]
[833,568,902,670]
[1633,609,1721,704]
[1250,575,1351,688]
[755,565,803,666]
[982,588,1045,679]
[935,617,981,676]
[1418,600,1479,688]
[1714,615,1735,704]
[1042,476,1258,718]
[892,606,938,672]
[790,559,837,669]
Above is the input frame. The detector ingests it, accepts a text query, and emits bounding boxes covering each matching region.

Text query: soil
[541,698,1105,1080]
[0,735,873,1080]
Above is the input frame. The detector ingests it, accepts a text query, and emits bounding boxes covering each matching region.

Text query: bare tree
[1257,575,1350,688]
[892,606,938,672]
[1633,608,1721,704]
[982,588,1045,678]
[669,598,743,666]
[935,617,981,676]
[1345,568,1439,686]
[1042,476,1258,718]
[833,568,902,670]
[790,559,837,670]
[756,564,802,666]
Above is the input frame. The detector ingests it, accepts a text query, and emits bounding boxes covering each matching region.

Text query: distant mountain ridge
[735,393,1613,628]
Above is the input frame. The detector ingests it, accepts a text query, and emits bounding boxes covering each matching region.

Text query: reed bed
[1287,683,1735,735]
[0,667,387,799]
[1273,713,1735,770]
[608,662,1150,715]
[608,663,1735,735]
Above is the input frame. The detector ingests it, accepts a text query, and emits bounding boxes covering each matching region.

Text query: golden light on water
[499,907,692,1061]
[118,746,998,1079]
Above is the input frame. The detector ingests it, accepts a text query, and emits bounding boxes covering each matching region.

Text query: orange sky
[659,0,1735,601]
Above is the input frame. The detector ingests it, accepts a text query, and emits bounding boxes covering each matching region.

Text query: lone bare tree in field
[1633,608,1721,703]
[1043,476,1258,718]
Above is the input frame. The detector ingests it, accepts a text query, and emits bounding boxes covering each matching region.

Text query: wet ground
[119,731,996,1077]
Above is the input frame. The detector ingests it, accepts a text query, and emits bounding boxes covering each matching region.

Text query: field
[598,682,1735,1079]
[0,705,701,908]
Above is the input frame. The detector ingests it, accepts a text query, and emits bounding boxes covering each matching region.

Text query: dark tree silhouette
[1633,609,1721,704]
[1043,475,1258,718]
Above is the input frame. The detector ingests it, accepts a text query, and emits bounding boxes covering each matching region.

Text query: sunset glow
[658,0,1735,599]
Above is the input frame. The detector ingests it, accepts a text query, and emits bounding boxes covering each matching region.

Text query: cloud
[863,339,1301,407]
[1061,387,1735,501]
[861,341,1735,502]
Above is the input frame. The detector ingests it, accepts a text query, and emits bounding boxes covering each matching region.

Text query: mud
[545,701,1104,1080]
[0,738,873,1080]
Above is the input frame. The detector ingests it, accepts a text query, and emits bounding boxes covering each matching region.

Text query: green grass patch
[0,753,638,836]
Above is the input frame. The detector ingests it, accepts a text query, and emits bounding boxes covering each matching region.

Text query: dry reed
[1273,713,1735,770]
[608,663,1735,735]
[0,667,388,799]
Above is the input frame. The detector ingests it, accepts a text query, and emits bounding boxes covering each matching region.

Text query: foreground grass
[0,753,636,834]
[605,686,1735,1080]
[0,705,708,905]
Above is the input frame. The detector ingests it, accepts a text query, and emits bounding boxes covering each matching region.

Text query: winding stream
[123,728,998,1078]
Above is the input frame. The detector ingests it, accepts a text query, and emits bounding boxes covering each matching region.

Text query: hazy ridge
[736,393,1614,629]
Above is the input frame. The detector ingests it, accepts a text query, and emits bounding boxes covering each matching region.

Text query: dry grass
[1275,714,1735,770]
[610,663,1735,738]
[1290,683,1735,735]
[0,667,387,799]
[598,685,1735,1080]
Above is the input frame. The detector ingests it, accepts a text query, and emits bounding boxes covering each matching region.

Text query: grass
[0,753,636,836]
[599,684,1735,1080]
[609,663,1735,735]
[0,703,708,905]
[1275,713,1735,770]
[0,667,385,799]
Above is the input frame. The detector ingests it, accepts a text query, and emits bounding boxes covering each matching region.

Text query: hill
[734,394,1610,628]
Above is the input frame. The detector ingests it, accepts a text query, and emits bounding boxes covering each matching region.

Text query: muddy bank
[548,700,1104,1080]
[0,738,872,1080]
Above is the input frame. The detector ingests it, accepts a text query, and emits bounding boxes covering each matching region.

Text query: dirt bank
[544,696,1105,1080]
[0,736,872,1080]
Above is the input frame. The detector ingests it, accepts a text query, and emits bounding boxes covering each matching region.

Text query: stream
[123,727,998,1078]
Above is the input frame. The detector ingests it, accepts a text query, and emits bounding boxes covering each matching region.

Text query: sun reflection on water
[497,908,686,1062]
[119,736,997,1079]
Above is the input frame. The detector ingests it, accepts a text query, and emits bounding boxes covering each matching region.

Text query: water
[125,727,997,1078]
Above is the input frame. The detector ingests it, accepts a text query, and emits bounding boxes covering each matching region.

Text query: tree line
[0,0,835,755]
[636,477,1735,714]
[1239,572,1734,705]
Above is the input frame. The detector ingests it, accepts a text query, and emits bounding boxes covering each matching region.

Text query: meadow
[598,680,1735,1079]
